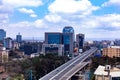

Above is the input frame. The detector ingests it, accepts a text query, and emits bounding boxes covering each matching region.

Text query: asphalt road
[39,47,97,80]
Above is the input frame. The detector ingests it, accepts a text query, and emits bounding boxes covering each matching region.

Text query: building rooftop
[108,46,120,48]
[94,65,120,77]
[63,26,74,33]
[94,65,108,76]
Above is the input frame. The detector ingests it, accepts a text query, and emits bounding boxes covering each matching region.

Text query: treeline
[20,54,70,80]
[91,56,120,71]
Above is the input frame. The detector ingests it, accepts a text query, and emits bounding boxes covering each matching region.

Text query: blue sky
[0,0,120,40]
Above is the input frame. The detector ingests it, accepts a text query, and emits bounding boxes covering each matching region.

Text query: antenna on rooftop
[32,37,34,42]
[18,32,20,35]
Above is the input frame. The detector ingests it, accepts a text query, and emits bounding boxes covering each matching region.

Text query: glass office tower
[45,32,62,44]
[44,26,75,56]
[63,26,74,33]
[76,33,84,52]
[0,29,6,41]
[16,33,22,43]
[62,26,75,55]
[4,37,13,49]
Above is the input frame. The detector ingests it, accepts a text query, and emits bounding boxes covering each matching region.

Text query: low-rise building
[30,53,39,58]
[102,46,120,57]
[42,44,64,56]
[0,66,5,73]
[0,47,8,63]
[0,73,9,80]
[94,65,120,80]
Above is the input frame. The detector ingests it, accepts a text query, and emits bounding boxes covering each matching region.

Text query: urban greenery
[20,54,70,79]
[6,51,120,80]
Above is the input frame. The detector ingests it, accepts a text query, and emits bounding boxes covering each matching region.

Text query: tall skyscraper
[45,32,62,44]
[16,32,22,43]
[76,33,84,52]
[62,26,75,55]
[44,26,75,56]
[0,29,6,41]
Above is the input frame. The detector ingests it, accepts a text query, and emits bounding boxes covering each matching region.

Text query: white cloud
[70,14,120,30]
[0,0,43,24]
[0,13,9,20]
[0,13,9,23]
[3,13,120,39]
[18,8,34,14]
[0,5,13,13]
[45,14,62,23]
[2,0,43,8]
[18,8,38,18]
[102,0,120,7]
[0,2,13,24]
[43,13,120,39]
[9,21,32,28]
[45,0,99,23]
[30,14,37,18]
[51,13,120,38]
[4,19,49,38]
[46,0,99,24]
[48,0,99,14]
[1,0,120,39]
[34,19,47,28]
[8,19,48,29]
[79,15,120,37]
[96,14,120,29]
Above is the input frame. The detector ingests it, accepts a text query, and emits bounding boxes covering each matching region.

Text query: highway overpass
[39,47,97,80]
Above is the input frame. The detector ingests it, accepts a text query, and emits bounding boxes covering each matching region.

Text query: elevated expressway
[39,47,97,80]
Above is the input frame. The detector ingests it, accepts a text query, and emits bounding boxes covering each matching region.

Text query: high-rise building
[4,37,13,49]
[43,32,63,56]
[62,26,75,55]
[0,29,6,41]
[76,33,85,52]
[44,26,75,56]
[63,26,74,33]
[45,32,62,44]
[16,32,22,43]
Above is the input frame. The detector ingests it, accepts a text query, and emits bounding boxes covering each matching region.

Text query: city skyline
[0,0,119,40]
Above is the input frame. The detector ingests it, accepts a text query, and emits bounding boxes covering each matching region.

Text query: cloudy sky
[0,0,119,40]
